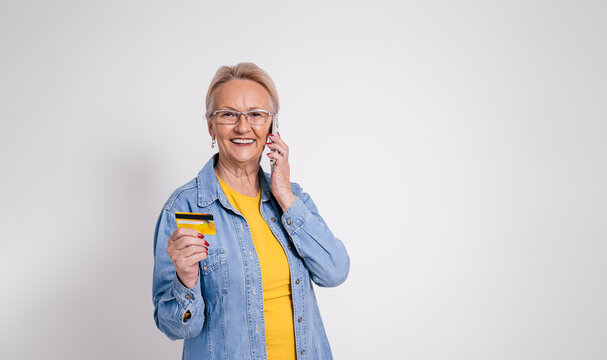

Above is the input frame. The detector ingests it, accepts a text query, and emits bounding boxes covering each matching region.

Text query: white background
[1,0,606,359]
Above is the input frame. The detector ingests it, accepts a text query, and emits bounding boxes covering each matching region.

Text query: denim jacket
[153,155,350,360]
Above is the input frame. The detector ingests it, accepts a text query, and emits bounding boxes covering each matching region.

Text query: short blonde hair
[205,62,279,119]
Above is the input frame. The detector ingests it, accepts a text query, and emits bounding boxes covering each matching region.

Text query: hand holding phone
[265,121,296,211]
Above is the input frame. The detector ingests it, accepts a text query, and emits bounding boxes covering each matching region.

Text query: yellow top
[217,175,296,359]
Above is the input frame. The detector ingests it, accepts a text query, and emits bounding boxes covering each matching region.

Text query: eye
[219,111,236,118]
[249,112,262,118]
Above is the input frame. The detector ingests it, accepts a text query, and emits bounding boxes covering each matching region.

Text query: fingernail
[266,152,271,156]
[204,240,209,246]
[266,143,272,145]
[197,233,204,239]
[268,133,274,137]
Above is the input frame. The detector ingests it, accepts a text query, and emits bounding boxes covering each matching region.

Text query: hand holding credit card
[166,212,215,289]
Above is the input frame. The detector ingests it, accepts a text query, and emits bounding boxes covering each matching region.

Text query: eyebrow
[215,106,268,111]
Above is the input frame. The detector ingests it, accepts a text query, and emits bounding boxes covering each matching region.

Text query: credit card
[175,212,216,235]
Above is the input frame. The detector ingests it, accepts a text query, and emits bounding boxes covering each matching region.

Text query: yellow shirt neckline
[216,174,261,202]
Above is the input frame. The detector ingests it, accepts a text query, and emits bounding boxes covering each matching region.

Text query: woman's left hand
[266,132,297,212]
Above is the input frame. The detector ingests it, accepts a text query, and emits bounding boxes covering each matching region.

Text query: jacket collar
[196,153,273,208]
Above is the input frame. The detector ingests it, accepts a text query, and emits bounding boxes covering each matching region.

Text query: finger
[268,133,288,148]
[266,151,285,164]
[171,246,208,266]
[173,235,209,250]
[169,227,205,242]
[180,245,208,258]
[170,237,205,252]
[185,250,208,266]
[266,146,285,160]
[269,131,283,139]
[269,141,288,161]
[265,142,288,158]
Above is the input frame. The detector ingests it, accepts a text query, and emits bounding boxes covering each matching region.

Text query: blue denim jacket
[153,155,350,359]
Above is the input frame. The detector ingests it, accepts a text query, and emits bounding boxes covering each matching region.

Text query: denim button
[203,264,208,271]
[249,251,253,259]
[286,219,292,225]
[252,287,257,295]
[301,349,305,355]
[185,294,191,300]
[298,317,302,323]
[271,217,276,222]
[287,245,292,250]
[296,279,300,284]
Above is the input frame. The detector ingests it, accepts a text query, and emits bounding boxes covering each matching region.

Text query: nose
[234,113,251,133]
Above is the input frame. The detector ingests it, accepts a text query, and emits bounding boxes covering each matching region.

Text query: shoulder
[162,177,198,212]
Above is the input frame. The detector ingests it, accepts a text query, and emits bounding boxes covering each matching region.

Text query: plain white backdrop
[1,0,606,359]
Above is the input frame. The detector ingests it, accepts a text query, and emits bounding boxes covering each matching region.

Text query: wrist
[276,192,296,212]
[177,272,199,289]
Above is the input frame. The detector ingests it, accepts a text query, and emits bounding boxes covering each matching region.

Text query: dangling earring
[211,139,216,148]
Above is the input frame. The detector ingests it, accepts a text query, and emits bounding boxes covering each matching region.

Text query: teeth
[231,139,254,144]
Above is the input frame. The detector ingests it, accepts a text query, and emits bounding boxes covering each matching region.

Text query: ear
[207,120,215,140]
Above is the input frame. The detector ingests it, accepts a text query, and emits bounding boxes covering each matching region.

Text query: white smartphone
[269,114,279,166]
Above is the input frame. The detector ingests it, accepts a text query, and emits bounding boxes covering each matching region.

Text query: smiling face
[208,79,273,168]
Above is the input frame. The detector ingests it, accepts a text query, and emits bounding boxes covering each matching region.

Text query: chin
[227,150,263,165]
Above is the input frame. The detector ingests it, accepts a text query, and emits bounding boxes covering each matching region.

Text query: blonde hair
[205,62,279,119]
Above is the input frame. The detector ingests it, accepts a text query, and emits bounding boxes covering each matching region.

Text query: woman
[152,62,350,359]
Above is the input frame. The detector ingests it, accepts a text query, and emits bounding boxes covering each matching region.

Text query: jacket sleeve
[280,187,350,287]
[152,209,205,340]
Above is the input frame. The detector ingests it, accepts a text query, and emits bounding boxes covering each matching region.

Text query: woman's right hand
[166,228,209,289]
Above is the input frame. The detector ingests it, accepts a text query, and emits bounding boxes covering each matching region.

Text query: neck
[215,154,261,197]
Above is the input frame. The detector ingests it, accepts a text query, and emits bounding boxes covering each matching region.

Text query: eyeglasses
[211,109,274,125]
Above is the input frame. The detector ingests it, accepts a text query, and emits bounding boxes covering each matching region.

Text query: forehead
[214,79,271,109]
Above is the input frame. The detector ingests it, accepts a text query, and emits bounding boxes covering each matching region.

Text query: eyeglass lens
[215,110,269,125]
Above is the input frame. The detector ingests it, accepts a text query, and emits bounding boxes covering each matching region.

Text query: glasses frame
[210,109,275,125]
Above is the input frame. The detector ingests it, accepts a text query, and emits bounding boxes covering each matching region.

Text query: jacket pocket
[200,248,229,301]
